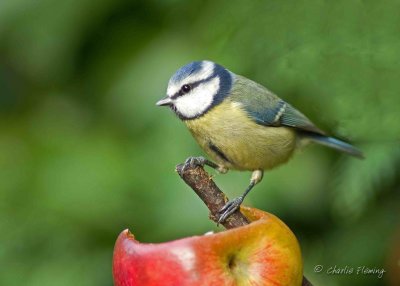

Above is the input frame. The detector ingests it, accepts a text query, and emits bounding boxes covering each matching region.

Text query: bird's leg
[182,156,228,174]
[218,170,264,224]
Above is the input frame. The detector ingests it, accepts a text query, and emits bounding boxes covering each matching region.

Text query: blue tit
[156,60,363,223]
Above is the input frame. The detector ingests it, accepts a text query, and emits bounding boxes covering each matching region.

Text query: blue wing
[230,75,325,134]
[229,75,364,158]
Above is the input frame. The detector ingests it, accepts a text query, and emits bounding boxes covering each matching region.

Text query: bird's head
[156,60,233,120]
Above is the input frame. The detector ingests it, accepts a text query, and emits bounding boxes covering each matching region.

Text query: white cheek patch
[167,61,215,97]
[174,76,220,118]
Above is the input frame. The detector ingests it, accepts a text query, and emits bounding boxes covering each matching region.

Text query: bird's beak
[156,96,172,107]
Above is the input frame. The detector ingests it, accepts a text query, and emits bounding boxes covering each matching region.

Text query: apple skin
[113,207,303,286]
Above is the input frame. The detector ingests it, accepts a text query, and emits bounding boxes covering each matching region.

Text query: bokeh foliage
[0,1,399,285]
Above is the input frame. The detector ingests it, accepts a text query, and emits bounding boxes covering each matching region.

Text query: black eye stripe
[168,63,232,121]
[170,74,218,99]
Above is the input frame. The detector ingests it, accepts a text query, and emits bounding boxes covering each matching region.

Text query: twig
[176,163,249,228]
[176,162,313,286]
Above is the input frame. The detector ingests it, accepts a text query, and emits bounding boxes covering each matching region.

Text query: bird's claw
[217,197,243,224]
[182,156,207,173]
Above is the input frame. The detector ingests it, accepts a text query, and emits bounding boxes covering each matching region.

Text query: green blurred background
[1,0,399,285]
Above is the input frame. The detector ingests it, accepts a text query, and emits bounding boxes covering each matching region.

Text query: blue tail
[306,134,364,159]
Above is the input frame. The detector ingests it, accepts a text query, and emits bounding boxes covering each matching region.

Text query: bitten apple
[113,207,303,286]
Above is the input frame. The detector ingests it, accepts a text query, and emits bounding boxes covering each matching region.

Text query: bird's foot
[182,156,208,172]
[181,156,220,173]
[218,196,243,224]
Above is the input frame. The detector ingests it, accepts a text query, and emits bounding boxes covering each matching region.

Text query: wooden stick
[176,162,313,286]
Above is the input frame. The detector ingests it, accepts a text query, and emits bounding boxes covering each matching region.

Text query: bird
[156,60,363,223]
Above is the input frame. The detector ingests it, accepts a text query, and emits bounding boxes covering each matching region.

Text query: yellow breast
[184,100,297,171]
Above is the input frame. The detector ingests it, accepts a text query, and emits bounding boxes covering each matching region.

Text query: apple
[113,207,303,286]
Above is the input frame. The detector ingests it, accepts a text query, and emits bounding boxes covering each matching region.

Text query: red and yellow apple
[113,207,303,286]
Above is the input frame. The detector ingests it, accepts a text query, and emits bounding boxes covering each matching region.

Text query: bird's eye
[181,84,191,94]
